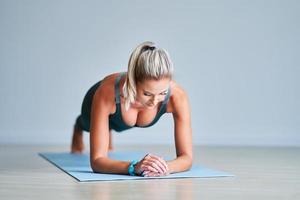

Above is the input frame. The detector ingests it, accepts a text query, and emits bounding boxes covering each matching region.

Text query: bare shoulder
[167,80,191,117]
[92,72,121,115]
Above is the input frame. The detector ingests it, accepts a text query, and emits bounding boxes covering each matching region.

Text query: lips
[147,103,155,107]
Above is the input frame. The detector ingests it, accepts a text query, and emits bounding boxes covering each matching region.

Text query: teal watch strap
[128,160,138,176]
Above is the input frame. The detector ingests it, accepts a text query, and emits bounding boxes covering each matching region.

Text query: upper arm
[171,89,193,160]
[89,85,113,164]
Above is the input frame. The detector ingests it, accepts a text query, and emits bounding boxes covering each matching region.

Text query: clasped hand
[134,153,170,177]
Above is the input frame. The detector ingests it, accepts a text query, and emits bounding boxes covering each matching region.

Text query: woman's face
[135,78,171,109]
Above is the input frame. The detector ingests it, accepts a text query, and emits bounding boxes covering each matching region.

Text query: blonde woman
[71,41,193,177]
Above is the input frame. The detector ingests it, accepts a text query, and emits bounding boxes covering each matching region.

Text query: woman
[71,41,193,177]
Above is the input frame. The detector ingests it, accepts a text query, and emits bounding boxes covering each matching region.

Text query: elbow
[90,160,98,173]
[90,157,105,173]
[177,154,193,171]
[91,163,98,173]
[185,155,193,170]
[187,157,193,170]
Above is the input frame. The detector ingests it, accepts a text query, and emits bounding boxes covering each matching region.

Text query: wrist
[128,160,138,176]
[134,163,139,175]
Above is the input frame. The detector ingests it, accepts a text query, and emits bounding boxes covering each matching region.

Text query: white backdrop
[0,0,299,146]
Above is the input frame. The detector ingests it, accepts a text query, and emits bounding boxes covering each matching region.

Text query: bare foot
[71,126,85,154]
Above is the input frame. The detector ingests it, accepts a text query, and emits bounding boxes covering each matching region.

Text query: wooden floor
[0,145,299,200]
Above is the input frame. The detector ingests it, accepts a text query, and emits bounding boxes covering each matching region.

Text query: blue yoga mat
[39,151,233,182]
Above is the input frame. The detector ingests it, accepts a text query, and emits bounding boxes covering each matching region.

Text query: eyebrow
[143,89,168,95]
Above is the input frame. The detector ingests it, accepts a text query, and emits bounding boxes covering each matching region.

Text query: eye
[160,93,167,96]
[144,93,152,96]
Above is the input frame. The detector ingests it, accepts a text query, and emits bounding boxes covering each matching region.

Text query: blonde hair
[122,41,174,111]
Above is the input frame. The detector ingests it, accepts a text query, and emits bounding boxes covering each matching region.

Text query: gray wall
[1,0,299,146]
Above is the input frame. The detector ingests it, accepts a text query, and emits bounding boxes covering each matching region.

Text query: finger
[144,171,153,177]
[142,170,150,176]
[146,172,161,177]
[144,167,169,177]
[146,157,167,174]
[140,163,156,173]
[142,164,159,173]
[143,153,152,160]
[144,160,164,174]
[143,154,168,174]
[144,171,156,177]
[149,154,169,171]
[146,154,168,170]
[159,157,169,171]
[144,160,164,173]
[160,158,169,173]
[142,166,169,177]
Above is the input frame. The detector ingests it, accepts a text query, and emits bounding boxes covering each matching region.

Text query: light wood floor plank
[0,145,299,200]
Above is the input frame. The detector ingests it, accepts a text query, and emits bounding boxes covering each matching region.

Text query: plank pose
[71,41,193,177]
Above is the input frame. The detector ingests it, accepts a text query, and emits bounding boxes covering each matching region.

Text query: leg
[108,129,114,151]
[71,124,85,154]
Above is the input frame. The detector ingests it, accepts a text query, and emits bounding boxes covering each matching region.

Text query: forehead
[137,78,170,92]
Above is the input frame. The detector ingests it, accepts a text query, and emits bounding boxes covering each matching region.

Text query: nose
[150,96,159,105]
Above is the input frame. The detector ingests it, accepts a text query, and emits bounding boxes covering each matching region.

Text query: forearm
[91,157,131,175]
[166,154,193,174]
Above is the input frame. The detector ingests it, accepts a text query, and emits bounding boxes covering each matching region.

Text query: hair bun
[143,46,156,51]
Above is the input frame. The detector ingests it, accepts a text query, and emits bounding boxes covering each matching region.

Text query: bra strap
[162,86,171,105]
[115,72,126,104]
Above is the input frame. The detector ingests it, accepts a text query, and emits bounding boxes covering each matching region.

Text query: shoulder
[167,80,191,118]
[92,72,123,114]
